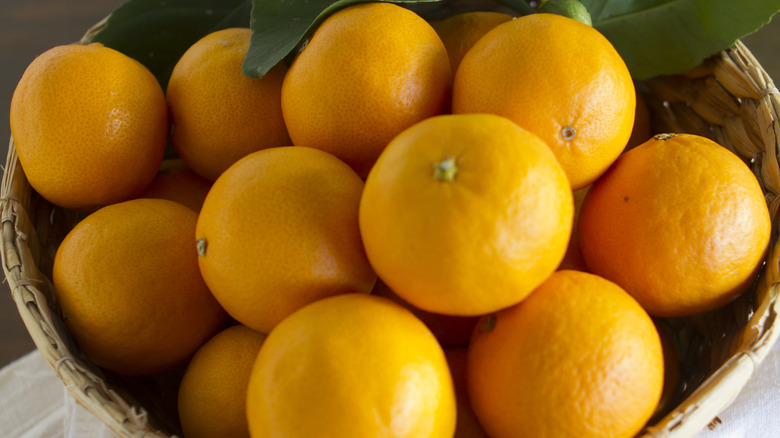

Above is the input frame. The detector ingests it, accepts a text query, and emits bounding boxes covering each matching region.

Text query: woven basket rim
[1,149,173,436]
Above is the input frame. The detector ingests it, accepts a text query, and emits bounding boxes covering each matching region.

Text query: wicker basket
[2,6,780,438]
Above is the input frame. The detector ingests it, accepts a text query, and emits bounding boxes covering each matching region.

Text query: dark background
[1,1,779,368]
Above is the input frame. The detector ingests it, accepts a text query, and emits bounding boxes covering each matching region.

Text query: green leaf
[493,0,537,15]
[243,0,442,78]
[89,0,251,89]
[579,0,780,79]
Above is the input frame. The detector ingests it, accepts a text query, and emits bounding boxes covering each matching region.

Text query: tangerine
[360,114,573,316]
[452,13,635,189]
[467,270,664,438]
[167,28,290,181]
[10,43,167,209]
[178,324,266,438]
[139,159,212,212]
[246,293,456,438]
[578,133,771,316]
[281,2,451,177]
[52,198,226,375]
[196,146,376,333]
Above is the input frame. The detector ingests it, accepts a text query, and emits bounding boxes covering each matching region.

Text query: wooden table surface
[1,2,779,369]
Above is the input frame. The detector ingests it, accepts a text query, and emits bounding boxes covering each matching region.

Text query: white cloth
[0,343,778,438]
[692,341,780,438]
[0,351,115,438]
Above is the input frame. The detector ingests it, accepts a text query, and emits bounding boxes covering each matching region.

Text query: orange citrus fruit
[167,28,290,181]
[52,198,227,375]
[196,146,376,333]
[10,42,167,209]
[452,13,635,190]
[246,293,456,438]
[467,270,664,438]
[578,133,771,317]
[431,11,514,75]
[360,113,573,316]
[178,324,266,438]
[281,2,451,177]
[139,159,212,212]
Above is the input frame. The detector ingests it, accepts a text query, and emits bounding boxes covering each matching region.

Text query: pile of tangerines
[9,3,771,438]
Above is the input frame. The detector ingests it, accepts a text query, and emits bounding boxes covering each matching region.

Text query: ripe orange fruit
[467,270,664,438]
[360,114,573,316]
[372,280,479,348]
[578,133,771,317]
[452,13,635,190]
[10,43,167,210]
[431,11,514,75]
[444,348,489,438]
[246,293,456,438]
[52,198,227,375]
[178,324,266,438]
[281,2,451,177]
[167,28,290,181]
[139,159,212,212]
[196,146,376,333]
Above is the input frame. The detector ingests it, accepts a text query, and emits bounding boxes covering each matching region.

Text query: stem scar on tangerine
[562,125,577,141]
[433,156,458,181]
[480,314,497,333]
[197,238,207,256]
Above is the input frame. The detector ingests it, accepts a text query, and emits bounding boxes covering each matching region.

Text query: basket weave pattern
[1,20,779,438]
